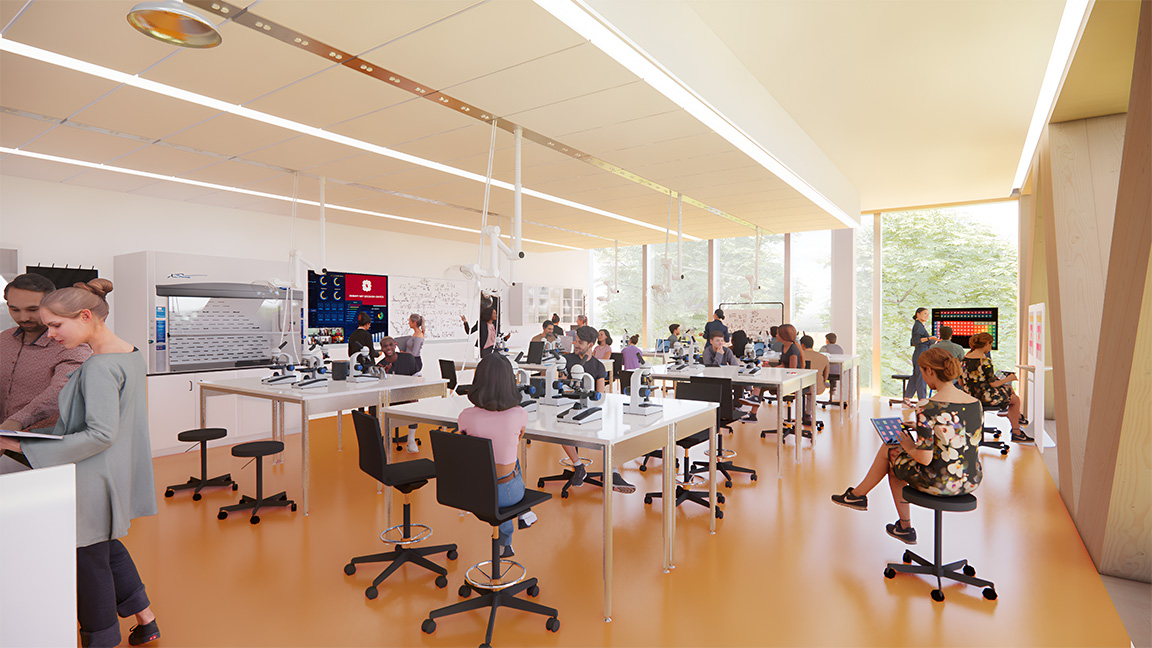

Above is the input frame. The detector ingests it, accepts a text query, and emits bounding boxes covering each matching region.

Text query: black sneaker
[886,520,917,545]
[128,620,160,646]
[517,511,537,530]
[500,544,515,558]
[569,464,586,487]
[743,412,758,422]
[831,487,867,511]
[1011,430,1035,444]
[611,471,636,494]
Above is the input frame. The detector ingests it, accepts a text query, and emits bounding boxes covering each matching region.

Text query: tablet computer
[870,417,904,445]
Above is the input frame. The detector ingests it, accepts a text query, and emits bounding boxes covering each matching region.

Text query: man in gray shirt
[932,325,966,360]
[703,330,738,366]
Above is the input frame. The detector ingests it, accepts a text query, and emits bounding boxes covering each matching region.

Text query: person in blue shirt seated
[703,308,729,342]
[561,326,635,494]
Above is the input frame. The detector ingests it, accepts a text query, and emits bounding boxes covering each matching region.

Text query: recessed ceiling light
[127,0,221,48]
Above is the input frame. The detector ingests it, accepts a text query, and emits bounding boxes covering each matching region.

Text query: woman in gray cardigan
[0,279,159,647]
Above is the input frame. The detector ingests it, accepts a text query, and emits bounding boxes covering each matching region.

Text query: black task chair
[976,404,1011,455]
[687,376,757,487]
[819,373,843,410]
[884,487,997,602]
[164,427,237,500]
[343,412,458,599]
[642,381,724,518]
[761,361,824,441]
[424,430,559,646]
[438,358,471,396]
[610,352,624,392]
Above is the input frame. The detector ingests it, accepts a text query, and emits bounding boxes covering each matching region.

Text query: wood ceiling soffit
[183,0,763,234]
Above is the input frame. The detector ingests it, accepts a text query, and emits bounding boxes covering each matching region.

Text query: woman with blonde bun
[832,347,983,545]
[0,279,160,647]
[961,331,1029,443]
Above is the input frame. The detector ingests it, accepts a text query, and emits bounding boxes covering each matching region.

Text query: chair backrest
[687,375,734,424]
[527,340,544,364]
[429,430,499,522]
[676,380,723,429]
[438,358,458,390]
[610,352,623,376]
[619,369,634,395]
[351,410,389,484]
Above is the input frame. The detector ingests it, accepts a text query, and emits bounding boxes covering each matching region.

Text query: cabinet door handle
[188,381,193,392]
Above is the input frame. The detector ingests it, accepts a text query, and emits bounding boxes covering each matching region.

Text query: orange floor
[119,395,1131,647]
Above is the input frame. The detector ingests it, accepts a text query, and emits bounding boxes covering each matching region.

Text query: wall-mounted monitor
[932,307,998,350]
[307,271,388,344]
[26,265,99,289]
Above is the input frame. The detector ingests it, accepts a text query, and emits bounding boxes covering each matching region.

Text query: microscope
[262,342,301,385]
[509,360,538,412]
[554,364,604,424]
[623,366,662,416]
[669,337,697,371]
[739,342,762,375]
[347,347,379,383]
[537,362,572,410]
[293,343,329,389]
[542,339,563,365]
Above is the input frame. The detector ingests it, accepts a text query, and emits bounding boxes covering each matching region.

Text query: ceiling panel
[63,168,158,193]
[254,0,480,56]
[0,111,56,148]
[21,125,147,162]
[179,160,281,188]
[163,114,295,158]
[601,132,733,172]
[128,181,222,202]
[363,166,465,192]
[295,152,412,182]
[0,52,120,118]
[245,63,413,128]
[188,190,280,211]
[240,135,366,171]
[70,85,221,141]
[510,82,676,141]
[370,0,585,91]
[1,153,85,183]
[141,20,333,105]
[559,110,707,156]
[330,96,476,149]
[3,0,176,75]
[109,144,226,176]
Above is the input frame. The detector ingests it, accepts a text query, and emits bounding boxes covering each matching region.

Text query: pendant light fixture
[127,0,222,48]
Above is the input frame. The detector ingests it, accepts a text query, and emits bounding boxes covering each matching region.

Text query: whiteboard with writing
[388,275,475,340]
[723,307,784,338]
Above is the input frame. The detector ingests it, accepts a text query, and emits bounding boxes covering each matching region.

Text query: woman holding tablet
[831,347,982,545]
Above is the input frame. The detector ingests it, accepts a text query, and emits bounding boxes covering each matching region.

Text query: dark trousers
[77,539,150,648]
[905,350,928,399]
[480,346,495,358]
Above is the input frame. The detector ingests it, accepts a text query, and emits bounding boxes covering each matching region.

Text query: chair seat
[679,429,710,448]
[902,486,977,512]
[892,374,913,380]
[232,440,284,458]
[474,488,551,527]
[382,458,437,492]
[178,427,227,443]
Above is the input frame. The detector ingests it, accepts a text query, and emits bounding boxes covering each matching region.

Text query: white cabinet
[510,283,584,327]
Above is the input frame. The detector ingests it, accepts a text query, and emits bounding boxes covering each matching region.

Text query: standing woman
[396,313,426,372]
[462,306,499,358]
[0,279,160,647]
[906,307,938,400]
[592,329,613,360]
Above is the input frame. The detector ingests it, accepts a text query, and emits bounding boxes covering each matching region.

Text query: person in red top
[1,274,91,443]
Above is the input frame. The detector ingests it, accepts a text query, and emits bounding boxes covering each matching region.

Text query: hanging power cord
[478,118,499,268]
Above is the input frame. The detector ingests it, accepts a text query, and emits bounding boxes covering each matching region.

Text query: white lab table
[648,365,818,475]
[381,393,718,622]
[198,375,447,514]
[825,353,861,416]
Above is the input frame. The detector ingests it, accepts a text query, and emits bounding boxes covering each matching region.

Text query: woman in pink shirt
[456,354,528,556]
[592,329,613,360]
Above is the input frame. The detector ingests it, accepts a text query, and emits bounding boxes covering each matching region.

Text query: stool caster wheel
[537,479,545,487]
[344,564,356,576]
[983,587,997,600]
[884,567,896,579]
[447,549,458,560]
[192,492,202,501]
[903,551,913,564]
[714,508,723,519]
[527,584,539,597]
[366,586,378,600]
[724,480,733,488]
[931,589,945,602]
[560,490,569,499]
[643,495,653,505]
[435,575,448,588]
[639,464,647,472]
[458,584,471,597]
[717,493,726,504]
[421,618,435,634]
[217,511,228,520]
[963,565,976,577]
[250,515,260,525]
[232,483,238,491]
[291,503,297,512]
[480,643,491,648]
[546,617,560,632]
[164,489,174,498]
[750,474,758,481]
[1000,448,1009,455]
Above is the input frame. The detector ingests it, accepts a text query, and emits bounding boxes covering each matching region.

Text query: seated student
[347,312,378,366]
[730,329,750,359]
[530,319,555,343]
[769,325,784,353]
[457,354,530,558]
[832,348,983,544]
[703,308,729,342]
[550,313,564,336]
[378,336,421,453]
[960,332,1030,443]
[932,326,966,361]
[777,324,803,369]
[819,332,843,380]
[621,334,645,370]
[593,329,613,360]
[666,323,681,349]
[562,326,635,493]
[702,330,738,366]
[801,335,830,396]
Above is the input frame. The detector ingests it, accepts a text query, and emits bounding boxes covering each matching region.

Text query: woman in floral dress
[961,331,1030,443]
[831,347,982,545]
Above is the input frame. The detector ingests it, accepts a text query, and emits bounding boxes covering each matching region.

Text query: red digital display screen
[345,274,388,305]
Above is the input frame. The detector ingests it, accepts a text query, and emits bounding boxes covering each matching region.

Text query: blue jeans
[496,464,525,546]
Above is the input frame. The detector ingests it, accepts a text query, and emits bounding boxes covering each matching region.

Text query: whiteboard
[723,307,784,338]
[389,275,475,340]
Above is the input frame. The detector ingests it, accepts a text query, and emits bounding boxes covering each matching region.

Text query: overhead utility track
[187,0,763,234]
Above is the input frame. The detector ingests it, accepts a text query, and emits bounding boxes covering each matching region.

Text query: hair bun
[74,278,113,299]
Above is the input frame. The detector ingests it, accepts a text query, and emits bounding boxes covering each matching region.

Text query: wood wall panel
[1085,114,1127,267]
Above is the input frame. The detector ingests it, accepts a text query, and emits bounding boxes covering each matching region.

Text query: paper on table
[0,429,62,439]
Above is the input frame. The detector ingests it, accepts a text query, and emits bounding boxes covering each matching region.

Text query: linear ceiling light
[1010,0,1094,192]
[534,0,857,229]
[127,0,222,48]
[0,146,580,250]
[0,36,692,240]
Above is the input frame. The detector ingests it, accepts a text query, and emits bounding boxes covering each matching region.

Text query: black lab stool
[164,428,237,501]
[218,441,295,524]
[884,487,997,602]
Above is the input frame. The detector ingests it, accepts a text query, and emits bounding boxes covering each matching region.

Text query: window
[791,230,831,340]
[591,244,642,340]
[647,239,709,344]
[717,233,786,306]
[856,214,874,388]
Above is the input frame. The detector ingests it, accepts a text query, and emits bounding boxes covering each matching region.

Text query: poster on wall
[1027,303,1053,451]
[306,271,388,346]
